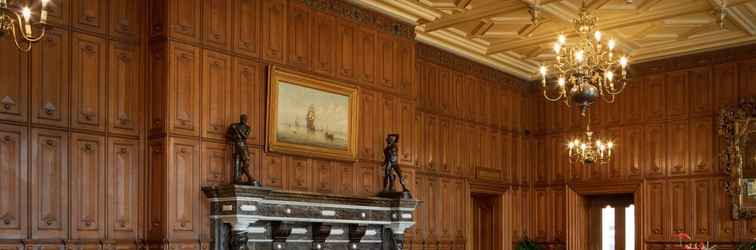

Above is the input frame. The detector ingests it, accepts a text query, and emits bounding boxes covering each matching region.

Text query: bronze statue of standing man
[382,134,410,197]
[228,114,260,186]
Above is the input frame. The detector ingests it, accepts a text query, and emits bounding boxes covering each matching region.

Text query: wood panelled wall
[533,44,756,249]
[0,1,146,250]
[143,1,530,250]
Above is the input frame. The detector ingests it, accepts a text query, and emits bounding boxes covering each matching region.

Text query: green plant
[514,236,542,250]
[737,240,756,250]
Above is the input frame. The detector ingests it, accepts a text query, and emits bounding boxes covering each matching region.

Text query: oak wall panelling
[69,133,107,240]
[233,0,261,58]
[0,41,28,123]
[109,42,142,136]
[71,33,108,132]
[167,42,201,137]
[110,0,143,40]
[106,137,142,240]
[31,29,70,128]
[30,129,68,240]
[72,0,109,34]
[261,0,287,64]
[202,0,233,50]
[201,50,232,140]
[0,124,28,240]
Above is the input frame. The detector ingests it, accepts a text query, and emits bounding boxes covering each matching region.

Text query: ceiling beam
[486,1,714,54]
[422,1,526,32]
[586,0,612,11]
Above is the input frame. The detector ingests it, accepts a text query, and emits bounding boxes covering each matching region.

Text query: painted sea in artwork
[276,81,350,150]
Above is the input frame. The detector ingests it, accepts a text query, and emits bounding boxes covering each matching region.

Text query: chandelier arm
[542,88,565,102]
[601,92,615,103]
[12,10,46,42]
[604,80,628,96]
[9,22,33,52]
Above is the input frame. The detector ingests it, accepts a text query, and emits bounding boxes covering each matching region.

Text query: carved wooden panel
[375,33,395,91]
[355,163,375,195]
[396,39,415,97]
[313,160,334,193]
[232,58,264,146]
[622,82,643,124]
[71,33,107,132]
[688,67,712,116]
[148,44,166,135]
[261,0,286,63]
[201,50,232,140]
[359,90,377,161]
[645,123,666,178]
[262,153,285,189]
[70,133,106,240]
[0,39,28,123]
[286,2,311,69]
[146,140,165,241]
[644,74,666,122]
[740,59,756,97]
[552,188,565,241]
[533,188,549,241]
[72,0,108,34]
[645,180,666,241]
[714,63,738,108]
[110,0,142,39]
[109,42,142,136]
[667,120,689,177]
[311,11,335,76]
[669,179,690,237]
[690,118,713,175]
[666,71,689,120]
[381,95,400,157]
[200,142,229,240]
[624,125,643,179]
[234,0,261,58]
[398,99,415,166]
[203,0,232,49]
[287,156,312,192]
[336,162,354,195]
[335,17,356,81]
[31,29,69,128]
[691,178,712,240]
[31,129,68,239]
[167,138,200,240]
[0,125,27,239]
[107,138,141,240]
[355,27,375,86]
[168,43,201,136]
[169,0,201,42]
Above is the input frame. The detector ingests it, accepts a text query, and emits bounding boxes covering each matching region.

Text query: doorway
[588,194,636,250]
[472,193,501,250]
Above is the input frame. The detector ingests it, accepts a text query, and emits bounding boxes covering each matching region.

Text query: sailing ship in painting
[280,104,345,149]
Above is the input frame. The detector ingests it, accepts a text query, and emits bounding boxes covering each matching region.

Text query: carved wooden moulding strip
[633,43,756,75]
[202,185,418,250]
[292,0,415,40]
[416,43,527,89]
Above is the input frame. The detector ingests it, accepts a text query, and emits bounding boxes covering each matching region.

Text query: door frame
[567,180,643,250]
[468,182,508,250]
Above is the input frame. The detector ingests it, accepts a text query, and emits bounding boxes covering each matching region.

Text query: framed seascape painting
[266,66,359,161]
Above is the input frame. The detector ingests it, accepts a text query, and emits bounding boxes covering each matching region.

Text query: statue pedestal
[377,191,413,200]
[202,185,418,250]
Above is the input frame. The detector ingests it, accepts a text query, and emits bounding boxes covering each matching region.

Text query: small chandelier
[567,114,614,165]
[0,0,50,52]
[538,1,629,116]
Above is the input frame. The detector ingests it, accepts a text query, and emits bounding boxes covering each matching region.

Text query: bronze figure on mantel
[228,114,260,186]
[380,134,411,199]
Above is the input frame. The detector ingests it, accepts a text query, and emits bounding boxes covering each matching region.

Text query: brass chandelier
[567,115,614,165]
[0,0,50,52]
[538,2,629,116]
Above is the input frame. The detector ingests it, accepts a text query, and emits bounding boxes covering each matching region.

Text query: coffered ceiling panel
[351,0,756,79]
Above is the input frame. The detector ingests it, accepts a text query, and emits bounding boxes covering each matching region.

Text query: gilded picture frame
[720,97,756,219]
[266,66,359,161]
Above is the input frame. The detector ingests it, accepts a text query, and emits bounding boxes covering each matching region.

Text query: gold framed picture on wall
[266,66,359,161]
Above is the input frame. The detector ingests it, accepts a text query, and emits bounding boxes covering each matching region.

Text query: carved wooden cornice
[293,0,415,39]
[416,43,528,89]
[632,43,756,75]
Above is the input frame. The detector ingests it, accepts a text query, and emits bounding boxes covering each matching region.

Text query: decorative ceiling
[350,0,756,80]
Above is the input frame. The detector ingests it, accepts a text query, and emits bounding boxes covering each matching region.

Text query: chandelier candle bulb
[594,31,602,42]
[22,7,32,36]
[40,0,49,23]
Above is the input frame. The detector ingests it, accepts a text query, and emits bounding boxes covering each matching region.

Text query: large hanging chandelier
[567,115,614,165]
[538,2,629,116]
[0,0,50,52]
